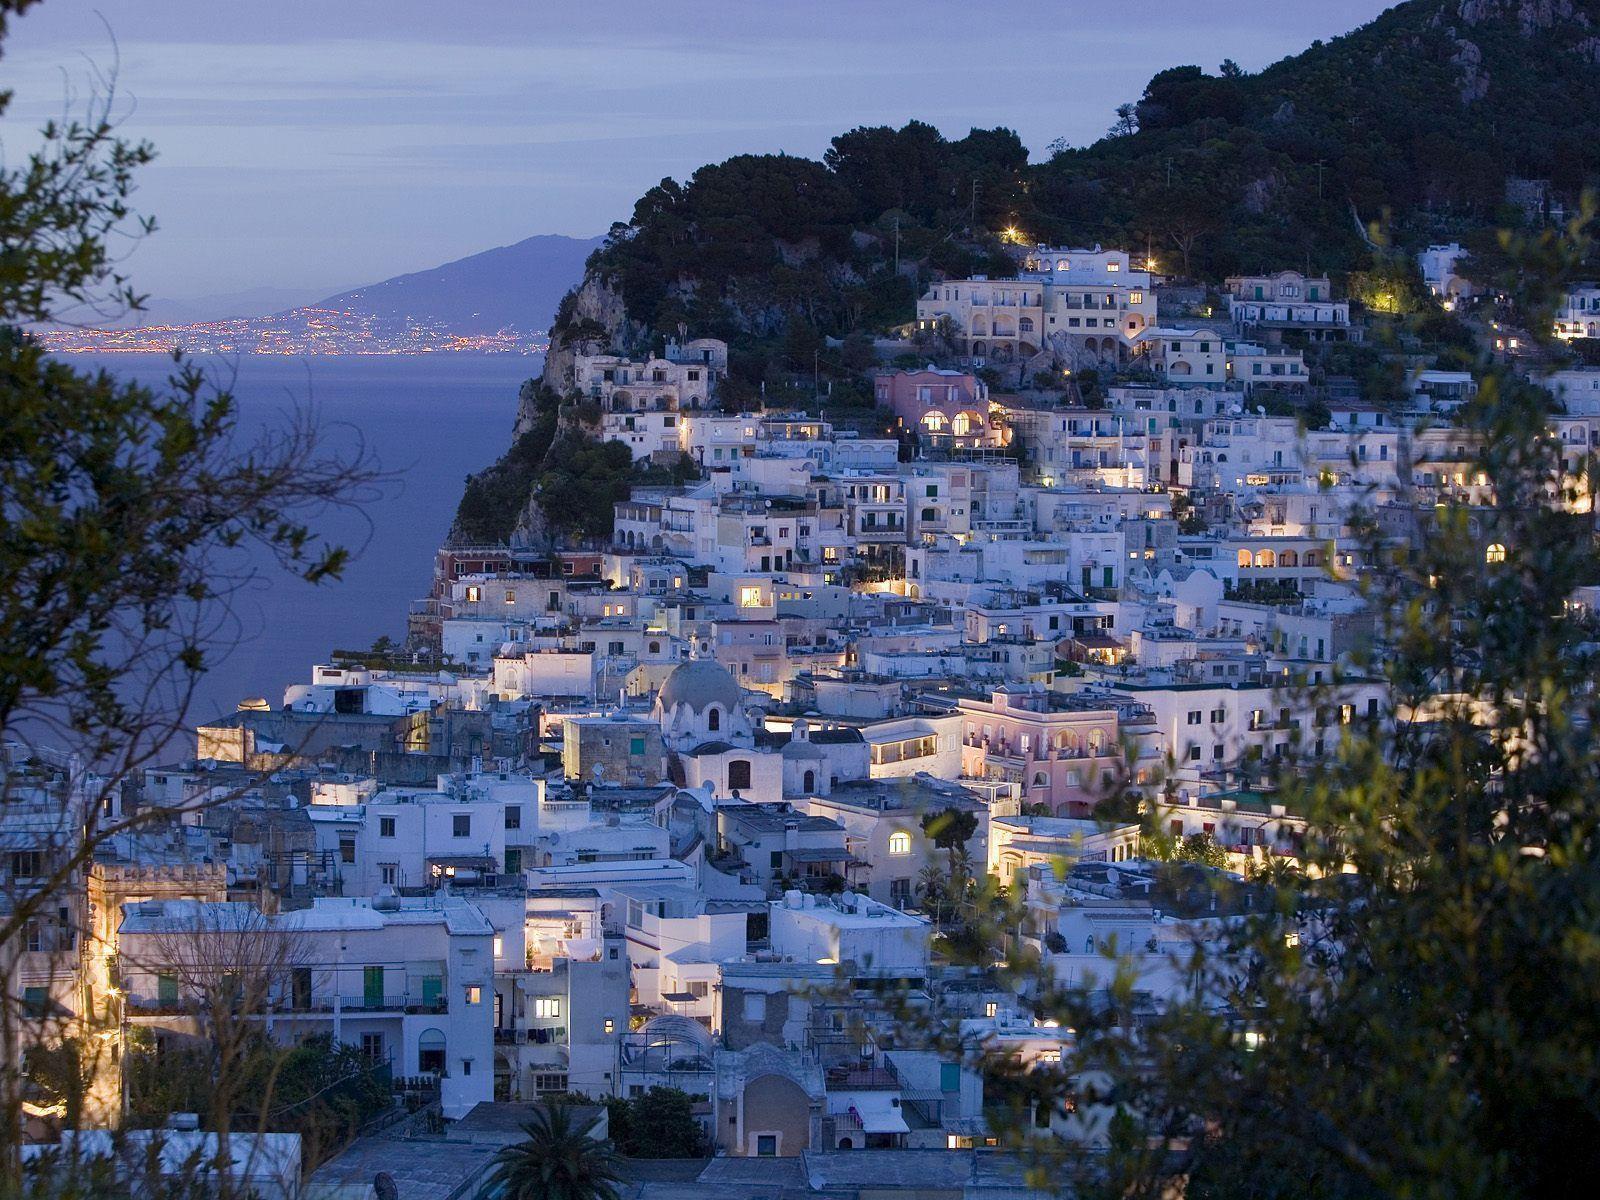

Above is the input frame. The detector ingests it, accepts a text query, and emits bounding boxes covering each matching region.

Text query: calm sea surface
[60,353,537,725]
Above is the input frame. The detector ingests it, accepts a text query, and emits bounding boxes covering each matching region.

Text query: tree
[1173,832,1227,869]
[485,1103,624,1200]
[603,1086,707,1159]
[920,806,980,880]
[916,864,952,923]
[0,5,377,1179]
[840,330,877,373]
[140,907,309,1178]
[1106,103,1139,139]
[533,436,637,542]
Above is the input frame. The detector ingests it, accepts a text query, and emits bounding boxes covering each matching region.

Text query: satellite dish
[374,1172,399,1200]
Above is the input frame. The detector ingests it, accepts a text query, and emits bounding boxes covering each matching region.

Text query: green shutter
[421,975,442,1008]
[940,1062,961,1092]
[363,965,384,1008]
[157,974,178,1006]
[504,848,522,874]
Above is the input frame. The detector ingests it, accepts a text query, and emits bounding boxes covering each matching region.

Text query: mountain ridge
[314,233,604,334]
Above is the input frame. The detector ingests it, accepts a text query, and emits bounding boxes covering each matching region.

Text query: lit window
[466,986,481,1005]
[1485,543,1506,564]
[888,831,912,856]
[739,586,763,608]
[465,586,481,602]
[504,589,515,604]
[492,936,503,957]
[604,1018,614,1034]
[534,996,561,1019]
[1129,291,1144,305]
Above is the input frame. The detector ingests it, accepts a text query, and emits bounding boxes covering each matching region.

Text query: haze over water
[65,353,535,728]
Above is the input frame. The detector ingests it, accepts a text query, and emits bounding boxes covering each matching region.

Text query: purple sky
[0,1,1397,300]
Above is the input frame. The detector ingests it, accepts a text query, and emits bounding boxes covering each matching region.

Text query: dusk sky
[0,1,1396,302]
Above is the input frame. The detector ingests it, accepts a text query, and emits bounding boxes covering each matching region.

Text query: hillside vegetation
[455,0,1600,544]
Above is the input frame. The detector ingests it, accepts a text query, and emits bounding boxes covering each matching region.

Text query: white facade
[118,896,496,1119]
[768,892,930,977]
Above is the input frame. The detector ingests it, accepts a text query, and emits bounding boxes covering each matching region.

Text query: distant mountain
[315,234,604,334]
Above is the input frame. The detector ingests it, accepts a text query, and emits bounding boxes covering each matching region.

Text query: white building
[118,895,496,1119]
[767,891,930,979]
[1224,271,1352,341]
[914,246,1155,367]
[1418,242,1474,306]
[1555,284,1600,340]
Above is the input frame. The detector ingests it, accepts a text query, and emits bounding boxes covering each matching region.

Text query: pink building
[956,686,1136,818]
[873,368,1002,447]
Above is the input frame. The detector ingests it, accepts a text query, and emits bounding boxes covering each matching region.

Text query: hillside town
[9,224,1599,1198]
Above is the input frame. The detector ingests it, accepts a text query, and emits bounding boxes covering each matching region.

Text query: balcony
[496,1026,569,1046]
[127,988,450,1018]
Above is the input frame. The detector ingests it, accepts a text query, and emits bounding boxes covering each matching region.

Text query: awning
[661,991,701,1003]
[842,1092,909,1134]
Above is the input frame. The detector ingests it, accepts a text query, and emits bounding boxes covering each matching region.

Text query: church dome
[657,658,742,714]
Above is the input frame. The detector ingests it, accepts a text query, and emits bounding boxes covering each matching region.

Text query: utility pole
[814,349,820,400]
[893,214,901,276]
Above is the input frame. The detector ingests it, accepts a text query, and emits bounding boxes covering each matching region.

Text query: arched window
[952,412,976,436]
[1486,543,1507,564]
[1032,771,1048,786]
[1254,550,1276,568]
[727,759,751,791]
[1237,549,1252,568]
[922,412,947,433]
[707,707,721,732]
[888,831,912,856]
[418,1028,447,1074]
[803,769,816,793]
